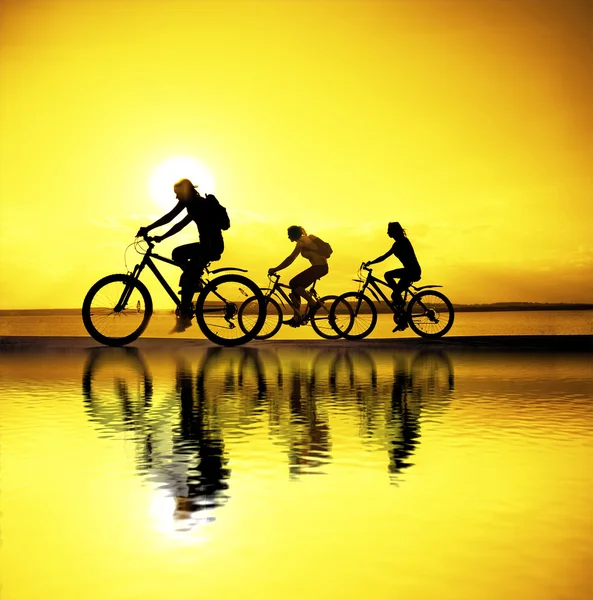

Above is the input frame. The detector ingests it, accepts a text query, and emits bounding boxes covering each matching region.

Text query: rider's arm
[155,214,193,241]
[367,248,392,266]
[138,202,184,235]
[269,244,301,273]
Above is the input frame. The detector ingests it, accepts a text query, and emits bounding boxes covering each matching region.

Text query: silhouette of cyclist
[364,222,421,330]
[136,178,228,332]
[268,225,329,327]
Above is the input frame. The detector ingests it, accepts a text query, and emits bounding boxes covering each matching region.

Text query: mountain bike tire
[82,274,153,347]
[331,292,377,340]
[238,296,283,340]
[195,273,266,346]
[407,290,455,338]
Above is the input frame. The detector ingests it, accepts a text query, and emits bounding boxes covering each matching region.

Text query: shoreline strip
[1,334,591,353]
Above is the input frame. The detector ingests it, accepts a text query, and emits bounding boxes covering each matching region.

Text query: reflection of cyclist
[288,371,330,479]
[364,222,421,331]
[387,355,421,476]
[81,349,231,530]
[268,225,329,327]
[174,359,230,520]
[145,358,231,527]
[386,351,454,479]
[136,178,230,332]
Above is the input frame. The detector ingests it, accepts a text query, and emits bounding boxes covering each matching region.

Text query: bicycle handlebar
[135,233,155,250]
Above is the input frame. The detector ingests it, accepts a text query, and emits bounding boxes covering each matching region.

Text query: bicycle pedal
[283,317,303,328]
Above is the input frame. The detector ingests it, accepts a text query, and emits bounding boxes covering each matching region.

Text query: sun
[149,156,216,211]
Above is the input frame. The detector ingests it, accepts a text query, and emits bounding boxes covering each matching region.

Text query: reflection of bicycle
[237,273,353,340]
[309,348,378,396]
[196,347,268,411]
[82,347,154,435]
[82,234,266,347]
[408,350,455,403]
[331,263,454,339]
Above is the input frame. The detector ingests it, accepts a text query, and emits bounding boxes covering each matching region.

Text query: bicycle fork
[115,263,144,312]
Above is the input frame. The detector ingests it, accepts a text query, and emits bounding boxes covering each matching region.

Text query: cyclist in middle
[268,225,330,327]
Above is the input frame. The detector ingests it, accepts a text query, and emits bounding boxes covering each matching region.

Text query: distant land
[451,302,593,312]
[0,303,592,316]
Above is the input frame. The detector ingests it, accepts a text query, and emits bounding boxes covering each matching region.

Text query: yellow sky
[1,0,592,308]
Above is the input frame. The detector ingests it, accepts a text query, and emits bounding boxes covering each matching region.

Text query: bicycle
[82,234,266,347]
[329,263,454,339]
[237,272,353,340]
[82,347,155,436]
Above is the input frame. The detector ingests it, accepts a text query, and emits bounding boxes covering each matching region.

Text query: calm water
[1,309,592,338]
[0,345,592,599]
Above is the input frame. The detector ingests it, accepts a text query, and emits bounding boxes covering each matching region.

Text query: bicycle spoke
[83,275,153,346]
[311,295,354,339]
[242,297,282,340]
[407,291,454,338]
[331,293,377,340]
[196,274,265,346]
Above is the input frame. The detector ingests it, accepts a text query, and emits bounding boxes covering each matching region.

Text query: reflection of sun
[149,156,216,211]
[149,488,212,540]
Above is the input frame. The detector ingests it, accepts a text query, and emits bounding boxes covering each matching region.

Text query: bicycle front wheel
[407,290,455,338]
[195,274,266,346]
[310,295,353,339]
[238,296,283,340]
[82,347,153,434]
[82,274,153,346]
[331,293,377,340]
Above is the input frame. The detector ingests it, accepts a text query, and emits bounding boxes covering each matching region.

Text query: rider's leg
[172,243,200,274]
[171,243,203,324]
[385,268,407,305]
[288,289,303,323]
[189,247,222,291]
[179,247,223,322]
[289,265,329,323]
[173,243,203,294]
[389,269,421,333]
[294,285,319,308]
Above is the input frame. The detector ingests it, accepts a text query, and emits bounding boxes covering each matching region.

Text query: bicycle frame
[116,239,249,314]
[354,269,401,310]
[265,274,320,316]
[354,265,443,313]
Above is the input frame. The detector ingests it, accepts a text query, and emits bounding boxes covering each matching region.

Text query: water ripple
[1,345,592,599]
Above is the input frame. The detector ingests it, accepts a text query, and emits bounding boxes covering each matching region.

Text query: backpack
[206,194,230,230]
[310,234,333,258]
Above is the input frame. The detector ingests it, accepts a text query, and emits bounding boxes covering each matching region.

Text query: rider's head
[173,178,198,203]
[287,225,305,242]
[388,221,406,241]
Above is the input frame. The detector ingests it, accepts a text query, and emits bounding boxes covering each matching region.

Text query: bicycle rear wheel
[82,274,153,346]
[310,295,353,339]
[238,296,283,340]
[195,274,266,346]
[407,290,454,338]
[331,292,377,340]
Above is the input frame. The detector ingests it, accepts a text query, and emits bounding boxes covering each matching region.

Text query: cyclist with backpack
[137,178,230,332]
[364,221,421,331]
[268,225,332,327]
